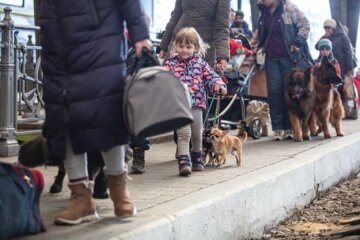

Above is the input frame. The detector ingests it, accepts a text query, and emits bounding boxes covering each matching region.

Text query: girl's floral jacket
[165,54,227,111]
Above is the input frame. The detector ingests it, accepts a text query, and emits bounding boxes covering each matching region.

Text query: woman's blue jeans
[265,57,293,131]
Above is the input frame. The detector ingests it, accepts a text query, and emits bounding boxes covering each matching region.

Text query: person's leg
[176,124,192,176]
[190,108,204,171]
[54,137,98,225]
[130,137,150,174]
[101,145,136,217]
[265,58,285,140]
[279,57,294,138]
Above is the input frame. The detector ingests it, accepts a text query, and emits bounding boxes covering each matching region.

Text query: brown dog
[210,128,247,167]
[309,56,345,138]
[284,67,316,141]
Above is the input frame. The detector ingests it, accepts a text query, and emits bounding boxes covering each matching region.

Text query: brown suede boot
[54,181,98,225]
[107,173,136,217]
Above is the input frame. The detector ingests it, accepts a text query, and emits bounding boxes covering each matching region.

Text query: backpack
[0,163,46,239]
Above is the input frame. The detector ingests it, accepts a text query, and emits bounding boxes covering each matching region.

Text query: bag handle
[129,48,160,75]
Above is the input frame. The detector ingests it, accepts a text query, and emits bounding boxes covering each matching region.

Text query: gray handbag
[123,51,193,138]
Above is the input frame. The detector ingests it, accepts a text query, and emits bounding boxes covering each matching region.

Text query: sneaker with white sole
[273,130,284,141]
[283,129,293,140]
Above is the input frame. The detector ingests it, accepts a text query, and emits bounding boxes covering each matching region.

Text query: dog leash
[203,94,216,126]
[213,95,221,128]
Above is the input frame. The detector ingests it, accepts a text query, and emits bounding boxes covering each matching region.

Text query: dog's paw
[324,133,331,139]
[293,137,303,142]
[303,135,311,141]
[337,132,344,137]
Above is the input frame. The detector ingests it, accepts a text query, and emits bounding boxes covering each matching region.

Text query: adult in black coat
[316,19,356,119]
[39,0,152,225]
[316,19,354,79]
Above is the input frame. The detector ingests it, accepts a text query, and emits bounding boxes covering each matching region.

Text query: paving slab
[2,119,359,240]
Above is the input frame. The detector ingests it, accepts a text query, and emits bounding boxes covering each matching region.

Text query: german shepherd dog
[284,67,316,141]
[309,56,345,138]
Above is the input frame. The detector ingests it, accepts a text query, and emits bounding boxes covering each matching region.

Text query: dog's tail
[238,131,248,143]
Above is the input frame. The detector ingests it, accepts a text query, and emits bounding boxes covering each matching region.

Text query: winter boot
[131,147,145,174]
[177,155,191,176]
[191,151,204,171]
[107,173,136,217]
[54,181,98,225]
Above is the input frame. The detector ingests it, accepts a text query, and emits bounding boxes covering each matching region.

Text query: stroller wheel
[248,118,262,140]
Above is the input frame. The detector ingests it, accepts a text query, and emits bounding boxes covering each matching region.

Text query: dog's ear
[221,129,229,136]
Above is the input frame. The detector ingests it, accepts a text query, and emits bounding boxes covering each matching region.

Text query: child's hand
[218,87,227,96]
[159,50,166,58]
[217,59,227,70]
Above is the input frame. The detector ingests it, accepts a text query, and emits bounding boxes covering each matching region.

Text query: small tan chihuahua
[210,128,247,167]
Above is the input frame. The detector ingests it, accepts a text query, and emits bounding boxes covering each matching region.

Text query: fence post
[0,7,19,156]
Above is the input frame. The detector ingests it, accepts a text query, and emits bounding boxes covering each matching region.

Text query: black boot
[177,155,191,176]
[191,151,204,171]
[131,147,145,174]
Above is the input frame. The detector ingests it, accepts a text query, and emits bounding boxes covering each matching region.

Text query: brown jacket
[160,0,230,65]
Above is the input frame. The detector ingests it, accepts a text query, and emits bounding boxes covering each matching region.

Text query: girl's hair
[173,27,210,58]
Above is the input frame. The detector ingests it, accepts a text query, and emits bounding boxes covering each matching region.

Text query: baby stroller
[205,34,268,140]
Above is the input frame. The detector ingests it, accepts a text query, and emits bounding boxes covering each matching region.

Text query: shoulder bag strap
[262,16,276,51]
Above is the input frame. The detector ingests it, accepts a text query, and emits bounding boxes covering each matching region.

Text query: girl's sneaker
[177,155,191,176]
[273,130,284,141]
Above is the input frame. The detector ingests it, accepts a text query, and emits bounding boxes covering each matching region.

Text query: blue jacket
[39,0,149,160]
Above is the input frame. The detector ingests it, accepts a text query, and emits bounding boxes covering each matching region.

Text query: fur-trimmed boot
[191,151,204,171]
[131,147,145,174]
[107,173,136,217]
[54,181,98,225]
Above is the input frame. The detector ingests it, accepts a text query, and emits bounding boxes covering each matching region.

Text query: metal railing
[0,7,43,156]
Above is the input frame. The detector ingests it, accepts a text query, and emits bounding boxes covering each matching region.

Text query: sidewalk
[4,119,360,240]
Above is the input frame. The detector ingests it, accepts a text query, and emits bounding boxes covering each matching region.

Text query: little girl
[165,27,227,176]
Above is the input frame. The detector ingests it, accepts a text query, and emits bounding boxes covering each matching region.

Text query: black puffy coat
[39,0,149,160]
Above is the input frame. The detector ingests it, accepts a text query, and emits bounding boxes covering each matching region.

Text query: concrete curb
[110,132,360,240]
